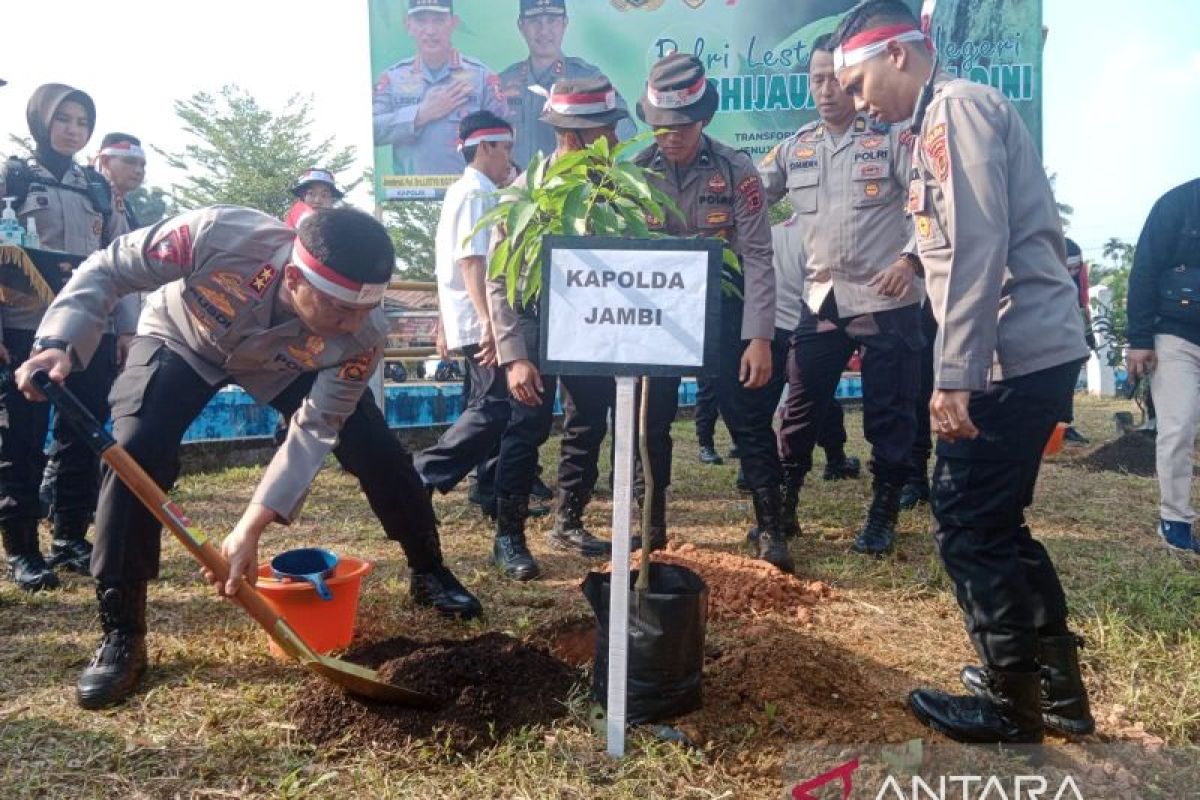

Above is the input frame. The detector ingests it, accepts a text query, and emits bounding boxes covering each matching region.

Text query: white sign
[544,247,710,369]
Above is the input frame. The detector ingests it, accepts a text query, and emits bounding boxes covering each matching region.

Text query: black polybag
[582,562,708,725]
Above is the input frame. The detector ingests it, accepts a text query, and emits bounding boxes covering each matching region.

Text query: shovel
[31,370,436,707]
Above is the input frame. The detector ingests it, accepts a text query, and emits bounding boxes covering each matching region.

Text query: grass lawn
[2,395,1198,798]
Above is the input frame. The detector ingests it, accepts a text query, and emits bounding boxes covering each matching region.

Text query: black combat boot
[409,565,483,619]
[492,494,541,581]
[747,476,802,544]
[898,475,930,510]
[77,582,147,709]
[851,479,902,556]
[631,488,668,552]
[3,519,59,592]
[960,634,1095,735]
[548,490,612,557]
[822,454,862,481]
[909,668,1045,744]
[48,515,93,575]
[750,486,795,573]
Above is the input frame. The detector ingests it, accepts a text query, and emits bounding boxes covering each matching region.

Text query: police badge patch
[708,173,728,193]
[925,123,950,184]
[337,349,375,382]
[736,175,764,214]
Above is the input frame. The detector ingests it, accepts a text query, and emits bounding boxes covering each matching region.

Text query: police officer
[499,0,637,168]
[16,206,481,709]
[633,54,787,571]
[759,33,922,557]
[373,0,509,177]
[832,0,1094,743]
[0,83,135,591]
[487,78,628,580]
[94,133,147,229]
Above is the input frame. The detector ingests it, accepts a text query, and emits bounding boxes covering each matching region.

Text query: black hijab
[26,83,96,181]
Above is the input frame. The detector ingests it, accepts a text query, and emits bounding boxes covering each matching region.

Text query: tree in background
[1089,237,1135,366]
[160,85,359,219]
[382,200,438,281]
[125,186,176,227]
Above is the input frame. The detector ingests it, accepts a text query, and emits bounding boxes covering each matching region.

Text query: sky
[1,0,1197,267]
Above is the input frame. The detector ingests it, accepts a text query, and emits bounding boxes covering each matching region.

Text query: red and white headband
[646,76,707,110]
[541,87,617,115]
[100,141,146,160]
[292,238,387,306]
[458,126,513,150]
[833,24,933,71]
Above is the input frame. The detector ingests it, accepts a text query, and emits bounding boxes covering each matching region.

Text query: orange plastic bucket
[255,556,372,659]
[1043,422,1068,457]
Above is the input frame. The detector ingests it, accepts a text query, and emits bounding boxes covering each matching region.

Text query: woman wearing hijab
[0,83,135,591]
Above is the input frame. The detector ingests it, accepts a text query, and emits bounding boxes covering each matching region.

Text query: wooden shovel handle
[101,446,287,633]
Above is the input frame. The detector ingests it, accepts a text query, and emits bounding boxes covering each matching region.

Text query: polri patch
[736,175,764,214]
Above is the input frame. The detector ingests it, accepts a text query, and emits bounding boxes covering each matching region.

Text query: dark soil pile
[678,620,927,748]
[1074,431,1169,477]
[638,543,833,621]
[290,632,581,753]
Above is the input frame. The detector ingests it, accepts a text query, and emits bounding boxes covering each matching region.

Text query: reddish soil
[290,633,580,753]
[677,619,928,748]
[1074,430,1165,477]
[644,543,833,621]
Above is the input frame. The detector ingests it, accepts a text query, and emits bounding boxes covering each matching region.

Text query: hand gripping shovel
[32,370,435,707]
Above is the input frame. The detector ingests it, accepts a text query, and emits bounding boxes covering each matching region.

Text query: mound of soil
[646,543,833,621]
[1074,431,1167,477]
[290,632,580,753]
[678,620,927,747]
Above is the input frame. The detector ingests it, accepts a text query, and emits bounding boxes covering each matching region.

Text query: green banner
[369,0,1042,202]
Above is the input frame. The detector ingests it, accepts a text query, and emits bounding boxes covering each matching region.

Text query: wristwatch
[31,336,70,354]
[900,252,924,278]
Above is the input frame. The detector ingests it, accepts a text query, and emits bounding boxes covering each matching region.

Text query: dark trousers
[91,337,440,582]
[764,327,847,460]
[0,328,115,525]
[931,360,1083,671]
[779,298,921,485]
[907,302,938,481]
[694,376,722,447]
[415,344,511,493]
[495,313,558,499]
[716,299,783,490]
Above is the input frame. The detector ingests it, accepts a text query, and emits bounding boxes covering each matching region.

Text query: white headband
[646,76,708,110]
[100,143,146,160]
[833,27,929,71]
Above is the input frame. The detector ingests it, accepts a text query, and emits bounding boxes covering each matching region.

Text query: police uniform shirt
[373,50,510,176]
[499,56,637,167]
[772,216,808,333]
[910,74,1088,391]
[0,159,136,334]
[435,165,497,350]
[35,206,389,523]
[634,136,776,342]
[759,113,919,318]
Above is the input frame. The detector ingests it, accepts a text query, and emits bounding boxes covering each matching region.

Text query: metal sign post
[605,375,637,757]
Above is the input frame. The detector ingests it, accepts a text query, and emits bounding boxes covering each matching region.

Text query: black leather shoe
[898,478,930,510]
[909,669,1044,744]
[77,582,147,709]
[961,634,1095,735]
[698,445,723,465]
[48,517,93,575]
[549,490,612,557]
[409,566,483,619]
[851,481,901,556]
[3,520,60,592]
[823,455,861,481]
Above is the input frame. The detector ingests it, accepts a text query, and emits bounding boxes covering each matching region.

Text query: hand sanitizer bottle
[0,198,23,246]
[24,217,40,250]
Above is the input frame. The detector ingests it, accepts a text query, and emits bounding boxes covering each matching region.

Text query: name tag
[907,179,927,214]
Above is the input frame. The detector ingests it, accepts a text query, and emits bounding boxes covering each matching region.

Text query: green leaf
[521,237,544,308]
[561,183,589,237]
[591,134,611,160]
[617,204,650,238]
[488,238,511,281]
[611,130,654,162]
[591,202,621,235]
[722,247,744,275]
[544,149,590,181]
[612,162,653,201]
[508,201,539,244]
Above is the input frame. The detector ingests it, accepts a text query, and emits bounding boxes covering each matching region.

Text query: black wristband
[901,252,924,278]
[31,337,70,354]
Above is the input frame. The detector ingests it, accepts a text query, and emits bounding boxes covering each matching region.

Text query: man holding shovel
[16,207,482,710]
